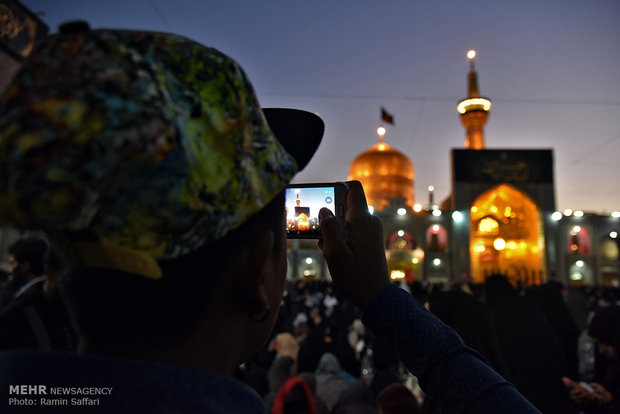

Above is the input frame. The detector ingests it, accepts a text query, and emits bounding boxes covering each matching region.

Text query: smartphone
[285,182,348,238]
[579,382,594,393]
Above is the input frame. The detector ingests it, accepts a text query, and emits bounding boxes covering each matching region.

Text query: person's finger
[344,180,369,221]
[318,208,347,254]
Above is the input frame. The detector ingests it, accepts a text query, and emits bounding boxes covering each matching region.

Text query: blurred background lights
[413,203,422,213]
[432,209,442,217]
[551,211,563,221]
[397,230,405,237]
[493,238,506,250]
[433,258,441,266]
[612,211,620,218]
[575,260,585,268]
[574,210,584,217]
[397,208,407,216]
[305,257,313,265]
[368,206,374,215]
[390,270,405,280]
[563,209,573,216]
[610,231,618,239]
[467,49,476,60]
[452,211,463,222]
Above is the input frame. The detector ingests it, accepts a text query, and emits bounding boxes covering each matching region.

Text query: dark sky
[24,0,620,214]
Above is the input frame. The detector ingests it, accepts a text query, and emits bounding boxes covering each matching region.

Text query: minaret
[457,50,491,149]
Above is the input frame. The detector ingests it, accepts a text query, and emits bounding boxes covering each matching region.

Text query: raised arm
[318,181,540,413]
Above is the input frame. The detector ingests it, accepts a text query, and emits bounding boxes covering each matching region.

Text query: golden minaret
[457,50,491,149]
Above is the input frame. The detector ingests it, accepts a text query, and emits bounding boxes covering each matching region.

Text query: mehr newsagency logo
[9,384,113,407]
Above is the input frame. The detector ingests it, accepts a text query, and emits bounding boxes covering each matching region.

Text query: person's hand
[562,377,596,404]
[318,180,390,310]
[271,332,299,360]
[591,383,614,404]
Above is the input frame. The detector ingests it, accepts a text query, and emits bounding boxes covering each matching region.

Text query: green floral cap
[0,28,319,279]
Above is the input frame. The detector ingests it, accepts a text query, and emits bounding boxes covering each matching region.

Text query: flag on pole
[381,107,394,125]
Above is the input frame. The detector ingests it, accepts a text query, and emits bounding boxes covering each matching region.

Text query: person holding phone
[562,306,619,412]
[318,181,540,413]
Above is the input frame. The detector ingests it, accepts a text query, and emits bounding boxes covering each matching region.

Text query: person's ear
[230,229,275,316]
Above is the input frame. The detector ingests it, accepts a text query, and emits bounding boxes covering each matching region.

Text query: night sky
[23,0,620,214]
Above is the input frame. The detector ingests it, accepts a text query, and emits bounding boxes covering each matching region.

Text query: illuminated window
[479,217,499,235]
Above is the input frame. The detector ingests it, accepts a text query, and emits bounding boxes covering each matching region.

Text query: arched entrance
[470,184,546,285]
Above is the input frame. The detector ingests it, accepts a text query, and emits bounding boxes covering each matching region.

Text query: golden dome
[348,141,414,212]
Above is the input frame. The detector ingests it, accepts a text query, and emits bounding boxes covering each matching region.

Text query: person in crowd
[563,306,620,413]
[0,21,538,413]
[267,332,300,393]
[315,352,349,412]
[0,249,77,352]
[483,274,576,413]
[332,379,377,414]
[0,237,48,310]
[270,376,318,414]
[376,383,419,414]
[428,288,510,378]
[525,282,580,379]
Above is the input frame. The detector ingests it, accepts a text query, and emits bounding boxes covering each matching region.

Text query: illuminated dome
[348,141,414,212]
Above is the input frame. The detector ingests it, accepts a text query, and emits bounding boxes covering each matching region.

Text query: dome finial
[467,49,476,71]
[377,126,386,143]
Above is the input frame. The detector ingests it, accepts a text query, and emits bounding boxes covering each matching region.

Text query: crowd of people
[2,234,618,413]
[228,276,620,413]
[0,21,617,414]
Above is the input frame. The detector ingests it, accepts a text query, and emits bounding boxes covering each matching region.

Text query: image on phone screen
[285,186,335,238]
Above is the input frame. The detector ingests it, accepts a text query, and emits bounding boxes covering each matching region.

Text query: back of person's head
[376,383,419,414]
[8,237,48,277]
[0,24,323,353]
[272,377,317,414]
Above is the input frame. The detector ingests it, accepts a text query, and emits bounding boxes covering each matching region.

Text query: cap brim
[263,108,324,172]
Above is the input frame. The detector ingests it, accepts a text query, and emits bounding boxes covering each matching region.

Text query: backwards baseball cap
[0,23,323,279]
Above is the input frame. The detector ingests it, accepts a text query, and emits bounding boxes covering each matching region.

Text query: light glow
[397,230,405,237]
[479,217,499,235]
[413,203,423,213]
[428,185,434,192]
[432,209,442,217]
[467,50,476,60]
[574,210,584,217]
[368,206,374,215]
[563,209,573,217]
[612,211,620,218]
[551,211,563,221]
[452,211,463,222]
[305,257,313,265]
[570,226,582,235]
[377,126,386,136]
[610,231,618,239]
[411,258,419,264]
[457,98,491,114]
[397,208,407,216]
[433,258,441,266]
[432,224,440,233]
[575,260,584,268]
[493,238,506,251]
[390,270,405,280]
[570,272,583,281]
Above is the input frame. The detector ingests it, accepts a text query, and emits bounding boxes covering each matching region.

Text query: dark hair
[59,191,285,345]
[8,237,48,276]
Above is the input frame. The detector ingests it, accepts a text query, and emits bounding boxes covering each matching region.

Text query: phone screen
[285,186,335,238]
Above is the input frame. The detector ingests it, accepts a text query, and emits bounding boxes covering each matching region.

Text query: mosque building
[288,51,620,288]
